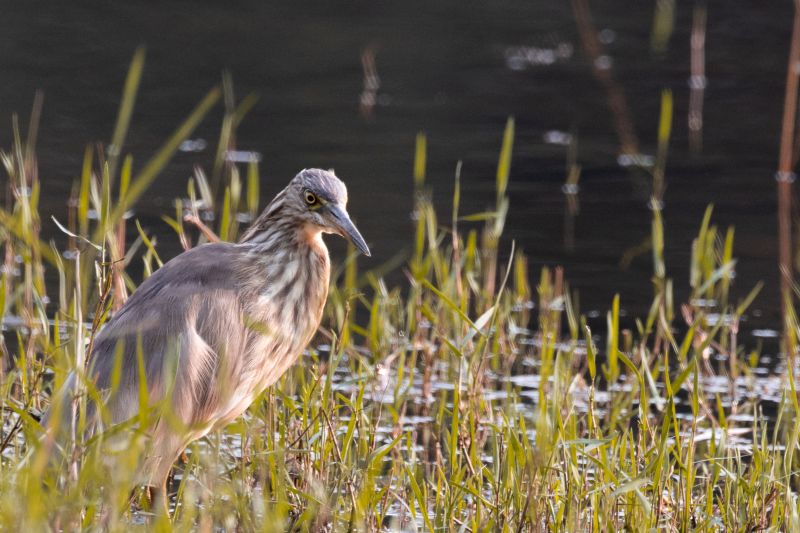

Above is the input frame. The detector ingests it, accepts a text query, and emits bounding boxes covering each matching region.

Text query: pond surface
[0,1,791,334]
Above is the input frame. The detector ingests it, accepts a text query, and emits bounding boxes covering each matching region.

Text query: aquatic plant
[0,52,796,532]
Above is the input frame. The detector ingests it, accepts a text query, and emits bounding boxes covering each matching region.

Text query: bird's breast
[242,243,330,389]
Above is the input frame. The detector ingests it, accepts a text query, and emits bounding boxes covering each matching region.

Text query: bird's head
[287,168,370,256]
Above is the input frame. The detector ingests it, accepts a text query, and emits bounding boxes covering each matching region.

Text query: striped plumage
[45,168,369,512]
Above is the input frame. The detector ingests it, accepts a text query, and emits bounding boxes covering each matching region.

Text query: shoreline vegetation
[0,51,798,531]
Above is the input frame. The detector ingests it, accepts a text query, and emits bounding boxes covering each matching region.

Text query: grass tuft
[0,56,795,531]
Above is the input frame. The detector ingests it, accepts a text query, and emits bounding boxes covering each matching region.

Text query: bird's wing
[78,242,249,428]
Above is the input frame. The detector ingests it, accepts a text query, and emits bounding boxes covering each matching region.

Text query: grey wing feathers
[48,242,247,433]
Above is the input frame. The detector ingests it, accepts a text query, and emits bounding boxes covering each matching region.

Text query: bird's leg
[150,479,170,518]
[133,481,170,518]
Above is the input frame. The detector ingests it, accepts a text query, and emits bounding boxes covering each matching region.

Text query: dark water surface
[0,1,791,335]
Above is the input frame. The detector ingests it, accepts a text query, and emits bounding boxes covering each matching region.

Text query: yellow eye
[304,191,317,205]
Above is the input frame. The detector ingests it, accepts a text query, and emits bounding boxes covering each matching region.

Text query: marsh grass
[0,56,798,532]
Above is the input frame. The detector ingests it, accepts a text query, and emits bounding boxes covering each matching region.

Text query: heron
[44,168,370,513]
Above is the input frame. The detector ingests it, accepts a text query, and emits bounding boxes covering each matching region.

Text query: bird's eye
[304,191,317,205]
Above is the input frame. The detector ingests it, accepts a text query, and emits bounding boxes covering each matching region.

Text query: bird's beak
[327,204,371,257]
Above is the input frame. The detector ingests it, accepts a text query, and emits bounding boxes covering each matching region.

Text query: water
[0,3,791,332]
[135,340,788,529]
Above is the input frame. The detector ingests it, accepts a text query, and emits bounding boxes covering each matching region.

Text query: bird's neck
[299,223,327,250]
[240,218,327,261]
[237,220,331,315]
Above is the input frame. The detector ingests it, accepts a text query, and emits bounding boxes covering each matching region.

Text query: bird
[43,168,370,513]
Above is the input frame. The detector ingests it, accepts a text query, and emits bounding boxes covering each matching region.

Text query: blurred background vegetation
[0,1,799,530]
